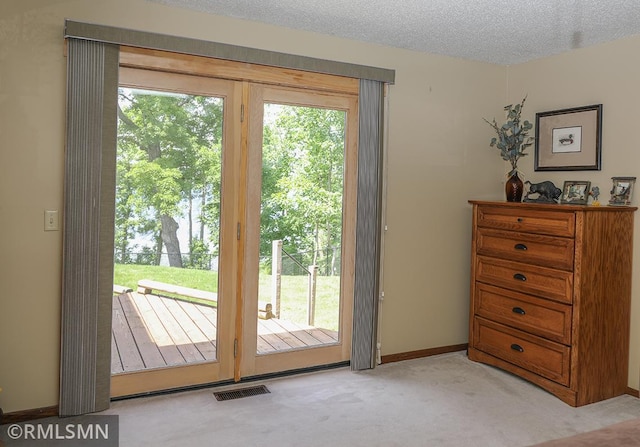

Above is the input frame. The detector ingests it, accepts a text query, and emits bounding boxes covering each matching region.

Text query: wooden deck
[111,291,339,375]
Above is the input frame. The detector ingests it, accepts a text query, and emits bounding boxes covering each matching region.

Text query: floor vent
[214,385,270,401]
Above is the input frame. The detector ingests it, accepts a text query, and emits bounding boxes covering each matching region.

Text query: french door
[111,50,357,396]
[111,67,240,396]
[240,84,356,378]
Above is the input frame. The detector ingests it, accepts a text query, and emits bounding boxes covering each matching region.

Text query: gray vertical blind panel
[96,43,119,415]
[60,39,119,416]
[351,79,384,370]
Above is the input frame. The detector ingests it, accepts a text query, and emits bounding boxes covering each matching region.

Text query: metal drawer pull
[513,273,527,281]
[517,217,523,222]
[514,243,528,251]
[511,343,524,353]
[512,307,526,315]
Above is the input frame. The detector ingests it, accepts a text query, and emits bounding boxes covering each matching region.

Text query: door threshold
[110,361,350,402]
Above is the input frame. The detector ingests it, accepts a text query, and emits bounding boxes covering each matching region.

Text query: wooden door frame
[111,47,360,395]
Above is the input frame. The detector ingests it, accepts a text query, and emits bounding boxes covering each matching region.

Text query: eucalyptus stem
[483,95,534,175]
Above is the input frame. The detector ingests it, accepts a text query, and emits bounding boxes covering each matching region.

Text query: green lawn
[258,274,340,331]
[114,264,219,292]
[113,264,341,331]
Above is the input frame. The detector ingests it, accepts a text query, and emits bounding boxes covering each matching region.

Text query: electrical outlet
[44,210,59,231]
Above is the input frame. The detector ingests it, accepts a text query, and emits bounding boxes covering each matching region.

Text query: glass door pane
[257,103,345,354]
[112,86,223,371]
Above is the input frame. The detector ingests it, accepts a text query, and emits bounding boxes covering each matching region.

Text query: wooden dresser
[468,200,636,406]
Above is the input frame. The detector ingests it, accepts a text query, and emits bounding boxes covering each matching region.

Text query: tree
[115,91,344,274]
[260,104,346,274]
[116,88,223,267]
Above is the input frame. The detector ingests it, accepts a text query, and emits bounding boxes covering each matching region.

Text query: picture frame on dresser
[609,177,636,206]
[560,180,591,205]
[534,104,602,171]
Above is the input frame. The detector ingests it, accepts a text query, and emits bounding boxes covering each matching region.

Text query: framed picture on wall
[534,104,603,171]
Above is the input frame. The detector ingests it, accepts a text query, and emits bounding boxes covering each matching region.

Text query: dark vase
[505,171,524,202]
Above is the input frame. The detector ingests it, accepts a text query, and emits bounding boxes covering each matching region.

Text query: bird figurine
[589,186,600,206]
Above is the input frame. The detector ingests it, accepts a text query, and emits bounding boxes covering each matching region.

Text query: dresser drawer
[476,228,574,271]
[477,206,575,237]
[475,256,573,304]
[474,283,572,344]
[474,317,571,386]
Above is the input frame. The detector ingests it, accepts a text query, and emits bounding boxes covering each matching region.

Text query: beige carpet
[7,351,640,446]
[98,352,640,446]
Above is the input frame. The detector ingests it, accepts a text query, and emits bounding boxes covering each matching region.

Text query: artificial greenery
[483,96,534,176]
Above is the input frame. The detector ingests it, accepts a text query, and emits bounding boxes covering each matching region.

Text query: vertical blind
[60,38,119,416]
[351,79,385,370]
[61,20,394,415]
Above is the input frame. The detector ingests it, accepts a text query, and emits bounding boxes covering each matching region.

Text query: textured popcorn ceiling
[148,0,640,65]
